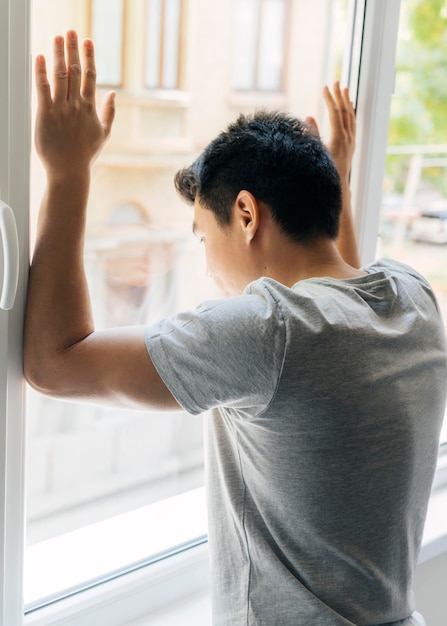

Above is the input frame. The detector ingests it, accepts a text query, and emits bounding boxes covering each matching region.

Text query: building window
[145,0,184,90]
[232,0,289,92]
[90,0,125,86]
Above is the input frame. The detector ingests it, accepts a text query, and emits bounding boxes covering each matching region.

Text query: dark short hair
[174,110,342,243]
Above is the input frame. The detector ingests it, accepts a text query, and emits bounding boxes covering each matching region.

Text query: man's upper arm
[24,325,182,412]
[144,292,286,416]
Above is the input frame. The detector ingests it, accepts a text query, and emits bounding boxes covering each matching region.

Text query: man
[24,32,447,626]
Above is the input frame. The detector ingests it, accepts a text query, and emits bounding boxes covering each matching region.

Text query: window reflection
[89,202,180,327]
[28,0,350,561]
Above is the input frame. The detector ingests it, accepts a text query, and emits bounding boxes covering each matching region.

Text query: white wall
[414,552,447,626]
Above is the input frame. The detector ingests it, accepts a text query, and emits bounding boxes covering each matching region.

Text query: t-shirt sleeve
[144,289,286,416]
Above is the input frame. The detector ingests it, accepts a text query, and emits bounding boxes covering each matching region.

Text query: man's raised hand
[305,82,356,183]
[323,81,356,182]
[34,31,115,178]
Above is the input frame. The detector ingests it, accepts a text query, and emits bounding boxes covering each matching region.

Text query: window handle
[0,201,19,311]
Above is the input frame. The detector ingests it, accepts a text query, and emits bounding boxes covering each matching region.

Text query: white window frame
[23,488,208,613]
[3,1,447,625]
[24,540,210,626]
[0,0,30,624]
[349,0,401,265]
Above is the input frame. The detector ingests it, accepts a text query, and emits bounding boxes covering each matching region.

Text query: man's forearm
[321,83,361,268]
[337,179,361,269]
[24,173,94,388]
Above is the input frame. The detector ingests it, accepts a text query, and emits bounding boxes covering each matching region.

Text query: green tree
[389,0,447,146]
[386,0,447,195]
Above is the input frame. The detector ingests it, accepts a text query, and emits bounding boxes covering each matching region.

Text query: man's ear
[234,190,260,243]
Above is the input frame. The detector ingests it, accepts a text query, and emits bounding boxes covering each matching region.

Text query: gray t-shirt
[145,258,447,626]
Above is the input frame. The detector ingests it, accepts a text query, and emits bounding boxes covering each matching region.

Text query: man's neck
[258,236,367,287]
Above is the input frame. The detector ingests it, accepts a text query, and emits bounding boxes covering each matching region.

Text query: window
[145,0,184,90]
[4,2,441,625]
[24,0,353,613]
[377,0,447,445]
[90,0,124,86]
[232,0,289,92]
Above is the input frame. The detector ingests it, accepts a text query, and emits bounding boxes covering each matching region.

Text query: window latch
[0,201,19,310]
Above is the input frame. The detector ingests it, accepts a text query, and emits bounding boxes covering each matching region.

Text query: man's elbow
[23,343,64,397]
[24,357,53,396]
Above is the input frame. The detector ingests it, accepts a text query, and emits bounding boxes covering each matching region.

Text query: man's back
[146,258,447,625]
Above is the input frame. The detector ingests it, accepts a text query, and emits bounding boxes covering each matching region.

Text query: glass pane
[145,0,162,88]
[162,0,181,88]
[378,0,447,443]
[258,0,286,91]
[232,0,258,90]
[91,0,123,86]
[27,0,352,605]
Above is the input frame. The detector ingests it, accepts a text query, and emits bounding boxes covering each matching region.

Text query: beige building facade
[27,0,349,542]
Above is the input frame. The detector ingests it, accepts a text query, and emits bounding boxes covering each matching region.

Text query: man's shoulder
[365,257,430,285]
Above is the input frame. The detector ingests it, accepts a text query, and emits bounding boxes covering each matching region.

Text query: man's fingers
[35,54,52,109]
[332,81,344,107]
[323,85,340,134]
[332,82,349,130]
[324,82,355,137]
[305,116,320,138]
[81,38,97,101]
[342,87,356,135]
[53,35,68,104]
[335,82,355,136]
[66,30,82,100]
